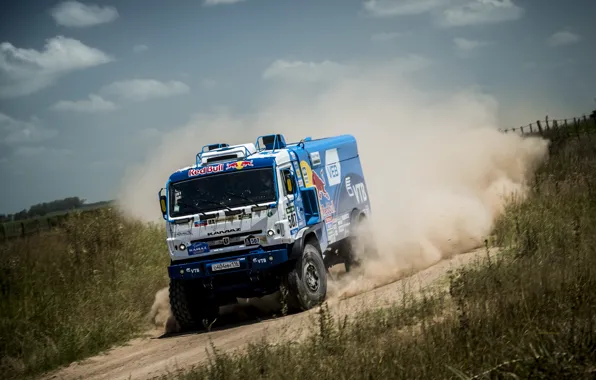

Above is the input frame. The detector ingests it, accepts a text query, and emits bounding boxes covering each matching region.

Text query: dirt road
[43,246,494,380]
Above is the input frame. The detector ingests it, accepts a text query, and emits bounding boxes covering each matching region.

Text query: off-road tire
[169,279,218,331]
[343,213,378,272]
[283,242,327,311]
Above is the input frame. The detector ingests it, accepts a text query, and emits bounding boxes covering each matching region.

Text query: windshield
[169,167,277,217]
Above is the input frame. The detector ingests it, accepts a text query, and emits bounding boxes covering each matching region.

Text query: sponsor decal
[238,213,252,220]
[188,242,209,255]
[312,169,330,201]
[185,268,200,274]
[175,230,192,236]
[188,164,224,177]
[226,160,254,170]
[321,202,335,217]
[345,176,368,204]
[325,148,341,186]
[194,219,216,227]
[207,228,241,236]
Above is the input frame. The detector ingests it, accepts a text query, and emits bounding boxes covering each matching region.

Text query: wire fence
[499,114,596,137]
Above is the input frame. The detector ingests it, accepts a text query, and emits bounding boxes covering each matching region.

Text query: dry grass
[0,209,169,379]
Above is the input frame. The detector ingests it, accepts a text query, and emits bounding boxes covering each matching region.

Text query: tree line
[0,197,87,223]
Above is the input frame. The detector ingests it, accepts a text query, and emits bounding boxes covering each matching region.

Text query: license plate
[211,260,241,272]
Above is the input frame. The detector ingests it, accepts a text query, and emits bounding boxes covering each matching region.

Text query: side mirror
[158,188,167,220]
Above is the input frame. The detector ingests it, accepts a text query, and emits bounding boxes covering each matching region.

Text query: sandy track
[43,246,493,380]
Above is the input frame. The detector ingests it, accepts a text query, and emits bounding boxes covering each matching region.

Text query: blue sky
[0,0,594,214]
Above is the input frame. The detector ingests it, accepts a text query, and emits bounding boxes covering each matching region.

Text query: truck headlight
[267,229,275,237]
[179,243,186,251]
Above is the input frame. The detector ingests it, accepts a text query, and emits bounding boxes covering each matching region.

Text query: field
[1,116,595,379]
[0,201,114,242]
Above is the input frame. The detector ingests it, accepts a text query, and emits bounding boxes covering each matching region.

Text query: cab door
[278,164,302,235]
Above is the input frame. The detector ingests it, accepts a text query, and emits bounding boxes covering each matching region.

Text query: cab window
[281,168,297,195]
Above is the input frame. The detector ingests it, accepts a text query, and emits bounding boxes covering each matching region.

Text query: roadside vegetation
[169,119,596,379]
[0,209,169,379]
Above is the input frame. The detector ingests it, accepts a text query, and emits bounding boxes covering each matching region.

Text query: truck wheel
[169,279,219,331]
[344,213,375,272]
[283,242,327,311]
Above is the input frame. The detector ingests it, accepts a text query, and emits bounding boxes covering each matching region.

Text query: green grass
[0,208,170,379]
[165,125,596,379]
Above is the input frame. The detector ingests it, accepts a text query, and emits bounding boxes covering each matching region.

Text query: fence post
[564,119,570,138]
[545,115,550,130]
[520,126,525,134]
[574,117,580,138]
[529,123,534,133]
[536,120,543,135]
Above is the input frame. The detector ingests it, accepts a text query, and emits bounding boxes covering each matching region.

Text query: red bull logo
[312,169,330,201]
[226,160,254,170]
[188,163,224,177]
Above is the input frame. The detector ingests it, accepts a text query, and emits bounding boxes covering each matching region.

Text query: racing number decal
[288,211,298,228]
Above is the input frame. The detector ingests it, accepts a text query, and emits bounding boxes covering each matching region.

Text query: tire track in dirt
[43,246,495,380]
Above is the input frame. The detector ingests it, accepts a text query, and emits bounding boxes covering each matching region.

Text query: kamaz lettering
[158,132,372,332]
[207,228,241,236]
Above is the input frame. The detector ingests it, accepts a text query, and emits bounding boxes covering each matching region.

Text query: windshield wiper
[174,200,210,219]
[193,189,242,215]
[195,199,235,213]
[223,191,260,208]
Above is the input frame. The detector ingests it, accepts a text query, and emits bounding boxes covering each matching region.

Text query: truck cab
[158,133,371,330]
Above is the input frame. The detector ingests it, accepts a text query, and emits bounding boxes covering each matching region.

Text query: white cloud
[547,31,581,47]
[371,32,403,42]
[99,79,190,102]
[453,37,490,51]
[50,94,118,113]
[262,55,431,84]
[262,60,356,83]
[0,36,113,98]
[133,44,149,53]
[363,0,447,17]
[204,0,246,5]
[0,113,57,146]
[438,0,524,27]
[14,146,72,157]
[51,1,119,28]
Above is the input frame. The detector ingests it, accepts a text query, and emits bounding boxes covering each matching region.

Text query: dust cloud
[121,57,550,329]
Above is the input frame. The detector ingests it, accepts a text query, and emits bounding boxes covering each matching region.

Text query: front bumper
[168,246,289,280]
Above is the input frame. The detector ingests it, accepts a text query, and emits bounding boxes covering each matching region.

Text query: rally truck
[157,133,372,330]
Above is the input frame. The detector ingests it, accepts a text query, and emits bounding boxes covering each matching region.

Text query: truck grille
[191,229,262,249]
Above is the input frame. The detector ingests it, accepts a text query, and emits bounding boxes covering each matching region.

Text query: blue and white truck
[158,133,372,330]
